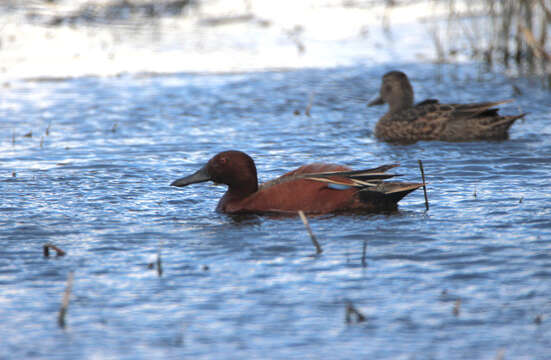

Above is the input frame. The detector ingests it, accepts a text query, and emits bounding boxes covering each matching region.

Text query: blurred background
[1,0,549,83]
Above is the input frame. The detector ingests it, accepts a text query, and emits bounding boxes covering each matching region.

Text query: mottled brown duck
[368,71,525,143]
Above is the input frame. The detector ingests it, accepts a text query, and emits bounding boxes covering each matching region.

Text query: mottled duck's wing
[415,99,439,107]
[448,100,513,119]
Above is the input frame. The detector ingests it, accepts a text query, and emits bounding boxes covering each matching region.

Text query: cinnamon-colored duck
[170,150,422,214]
[368,71,525,143]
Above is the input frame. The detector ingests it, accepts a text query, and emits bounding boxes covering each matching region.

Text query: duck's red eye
[219,157,227,165]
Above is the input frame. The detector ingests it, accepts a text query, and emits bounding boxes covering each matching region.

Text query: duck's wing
[449,100,514,120]
[259,164,401,190]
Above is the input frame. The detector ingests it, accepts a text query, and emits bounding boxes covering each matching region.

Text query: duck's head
[171,150,259,195]
[368,70,414,113]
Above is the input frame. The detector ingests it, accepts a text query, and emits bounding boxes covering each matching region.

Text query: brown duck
[368,71,525,143]
[171,150,422,214]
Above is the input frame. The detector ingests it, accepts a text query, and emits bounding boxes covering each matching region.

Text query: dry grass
[431,0,551,86]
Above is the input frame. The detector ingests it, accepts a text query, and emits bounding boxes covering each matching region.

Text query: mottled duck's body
[369,71,525,143]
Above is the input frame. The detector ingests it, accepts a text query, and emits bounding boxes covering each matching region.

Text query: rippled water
[1,63,550,359]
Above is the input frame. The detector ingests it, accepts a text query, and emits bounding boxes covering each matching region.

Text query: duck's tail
[447,100,526,140]
[358,182,423,206]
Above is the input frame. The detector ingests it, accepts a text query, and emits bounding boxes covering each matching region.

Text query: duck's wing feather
[448,100,513,120]
[260,164,401,190]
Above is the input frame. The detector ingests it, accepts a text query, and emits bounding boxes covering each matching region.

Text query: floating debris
[298,210,322,254]
[534,315,542,325]
[43,243,66,257]
[473,186,477,198]
[23,131,32,138]
[111,123,118,133]
[345,302,366,324]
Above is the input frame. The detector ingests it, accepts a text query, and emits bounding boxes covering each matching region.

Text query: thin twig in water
[361,240,367,267]
[58,272,74,328]
[156,253,163,277]
[298,210,322,254]
[418,160,429,211]
[453,299,461,316]
[305,93,314,117]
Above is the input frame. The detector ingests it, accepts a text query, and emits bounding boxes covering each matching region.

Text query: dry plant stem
[520,24,551,60]
[361,240,367,267]
[298,210,322,254]
[156,253,163,277]
[439,0,550,79]
[453,299,461,316]
[58,272,74,328]
[418,160,429,211]
[305,93,314,117]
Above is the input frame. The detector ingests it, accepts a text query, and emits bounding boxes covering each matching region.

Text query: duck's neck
[217,181,258,212]
[228,180,258,199]
[388,93,413,113]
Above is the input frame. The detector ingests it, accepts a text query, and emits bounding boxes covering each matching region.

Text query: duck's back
[375,100,524,143]
[375,101,449,143]
[237,164,359,214]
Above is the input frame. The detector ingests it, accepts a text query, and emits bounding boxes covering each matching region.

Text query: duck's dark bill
[367,95,384,107]
[171,166,210,187]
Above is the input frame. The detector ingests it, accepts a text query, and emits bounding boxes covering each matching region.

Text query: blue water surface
[1,63,550,359]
